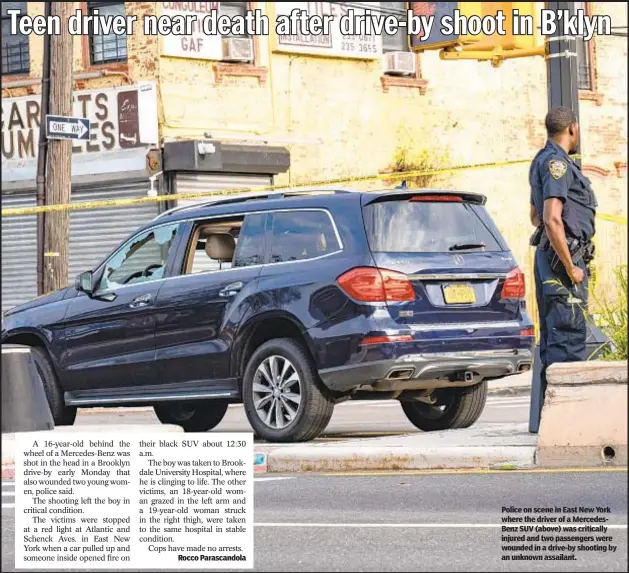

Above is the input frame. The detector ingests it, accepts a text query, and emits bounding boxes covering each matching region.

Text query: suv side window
[184,213,266,275]
[97,222,181,293]
[269,210,341,263]
[233,213,266,268]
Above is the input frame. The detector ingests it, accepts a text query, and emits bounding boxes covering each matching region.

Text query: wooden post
[36,2,52,297]
[43,1,74,294]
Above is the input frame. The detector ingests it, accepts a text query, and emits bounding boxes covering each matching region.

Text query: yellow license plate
[443,284,476,304]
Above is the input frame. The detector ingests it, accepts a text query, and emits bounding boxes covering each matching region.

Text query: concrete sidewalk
[254,422,537,473]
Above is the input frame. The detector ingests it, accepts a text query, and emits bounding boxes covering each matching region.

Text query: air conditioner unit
[222,37,254,63]
[383,51,416,76]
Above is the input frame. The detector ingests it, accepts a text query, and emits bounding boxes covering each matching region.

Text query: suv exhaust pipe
[386,367,415,381]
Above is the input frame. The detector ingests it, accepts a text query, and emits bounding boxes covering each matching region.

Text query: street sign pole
[530,1,580,433]
[545,1,582,167]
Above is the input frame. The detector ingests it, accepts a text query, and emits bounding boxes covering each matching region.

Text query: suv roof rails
[154,188,356,220]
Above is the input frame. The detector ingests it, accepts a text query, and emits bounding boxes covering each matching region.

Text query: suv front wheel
[154,400,229,432]
[242,338,334,443]
[400,381,488,431]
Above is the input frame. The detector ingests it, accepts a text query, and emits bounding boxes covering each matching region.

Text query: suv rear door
[360,192,525,327]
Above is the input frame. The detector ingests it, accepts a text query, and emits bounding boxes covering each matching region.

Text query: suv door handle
[129,293,152,308]
[219,281,243,297]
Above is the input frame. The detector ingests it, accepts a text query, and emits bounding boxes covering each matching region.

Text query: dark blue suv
[1,189,534,442]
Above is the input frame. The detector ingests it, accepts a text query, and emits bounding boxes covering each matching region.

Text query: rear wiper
[449,242,486,251]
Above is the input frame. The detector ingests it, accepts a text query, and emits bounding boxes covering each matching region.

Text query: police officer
[529,106,597,398]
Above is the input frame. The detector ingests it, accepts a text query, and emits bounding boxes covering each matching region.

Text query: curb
[487,386,530,398]
[260,445,537,473]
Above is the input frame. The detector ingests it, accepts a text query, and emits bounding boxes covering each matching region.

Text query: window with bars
[88,1,128,65]
[380,1,409,52]
[1,2,30,75]
[574,1,593,90]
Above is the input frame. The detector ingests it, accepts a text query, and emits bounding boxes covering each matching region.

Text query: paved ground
[2,469,626,572]
[72,392,532,439]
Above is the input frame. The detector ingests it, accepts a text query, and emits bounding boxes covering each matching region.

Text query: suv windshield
[362,199,505,253]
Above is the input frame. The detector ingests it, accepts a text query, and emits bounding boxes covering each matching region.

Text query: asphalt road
[71,392,531,438]
[2,469,626,572]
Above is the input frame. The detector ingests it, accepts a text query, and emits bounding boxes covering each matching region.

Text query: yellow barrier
[1,158,535,217]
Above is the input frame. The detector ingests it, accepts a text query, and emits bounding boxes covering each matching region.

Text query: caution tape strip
[1,157,626,228]
[1,158,533,217]
[597,213,628,225]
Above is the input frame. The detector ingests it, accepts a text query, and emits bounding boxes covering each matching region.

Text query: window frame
[220,1,251,39]
[574,1,595,92]
[380,1,410,53]
[86,1,128,66]
[1,1,30,76]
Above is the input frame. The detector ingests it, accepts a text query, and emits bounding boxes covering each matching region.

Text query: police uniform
[529,139,597,394]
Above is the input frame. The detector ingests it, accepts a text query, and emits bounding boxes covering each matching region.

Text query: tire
[30,347,77,426]
[401,381,488,432]
[242,338,334,443]
[153,401,229,432]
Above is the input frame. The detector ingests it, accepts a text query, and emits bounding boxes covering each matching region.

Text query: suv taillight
[500,267,526,299]
[337,267,415,302]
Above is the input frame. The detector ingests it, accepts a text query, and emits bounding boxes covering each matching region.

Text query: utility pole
[36,2,52,296]
[43,1,73,294]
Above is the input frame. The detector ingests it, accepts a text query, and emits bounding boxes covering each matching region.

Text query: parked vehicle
[1,189,534,442]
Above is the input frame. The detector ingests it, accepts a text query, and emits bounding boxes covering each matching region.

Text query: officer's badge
[549,159,568,180]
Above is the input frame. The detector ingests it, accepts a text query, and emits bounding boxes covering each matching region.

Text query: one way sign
[45,115,90,141]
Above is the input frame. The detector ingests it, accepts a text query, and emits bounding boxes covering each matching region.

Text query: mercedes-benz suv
[1,189,534,442]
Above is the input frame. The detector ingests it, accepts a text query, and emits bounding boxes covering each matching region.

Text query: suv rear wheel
[31,347,77,426]
[154,401,229,432]
[242,338,334,443]
[400,381,488,431]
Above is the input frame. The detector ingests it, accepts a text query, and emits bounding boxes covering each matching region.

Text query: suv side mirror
[76,271,94,295]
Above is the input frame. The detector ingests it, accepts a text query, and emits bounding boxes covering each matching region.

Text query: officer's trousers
[534,247,589,398]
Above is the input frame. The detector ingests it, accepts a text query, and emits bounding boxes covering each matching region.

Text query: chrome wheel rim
[252,355,302,430]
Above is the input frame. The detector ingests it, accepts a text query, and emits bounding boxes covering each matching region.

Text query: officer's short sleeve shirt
[541,154,572,203]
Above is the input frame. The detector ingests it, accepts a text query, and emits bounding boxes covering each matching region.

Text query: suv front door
[61,222,183,395]
[154,212,267,392]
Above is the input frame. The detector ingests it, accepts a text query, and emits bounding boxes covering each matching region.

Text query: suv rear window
[362,199,505,253]
[269,210,341,263]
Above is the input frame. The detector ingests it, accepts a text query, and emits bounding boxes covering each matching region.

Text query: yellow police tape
[597,213,628,225]
[1,158,533,217]
[1,156,627,227]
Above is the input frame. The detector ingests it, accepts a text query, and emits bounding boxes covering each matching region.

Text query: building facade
[1,1,627,314]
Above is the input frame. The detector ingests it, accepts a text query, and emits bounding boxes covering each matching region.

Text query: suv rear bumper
[318,348,533,393]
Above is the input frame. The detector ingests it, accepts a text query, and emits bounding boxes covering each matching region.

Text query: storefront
[1,83,160,312]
